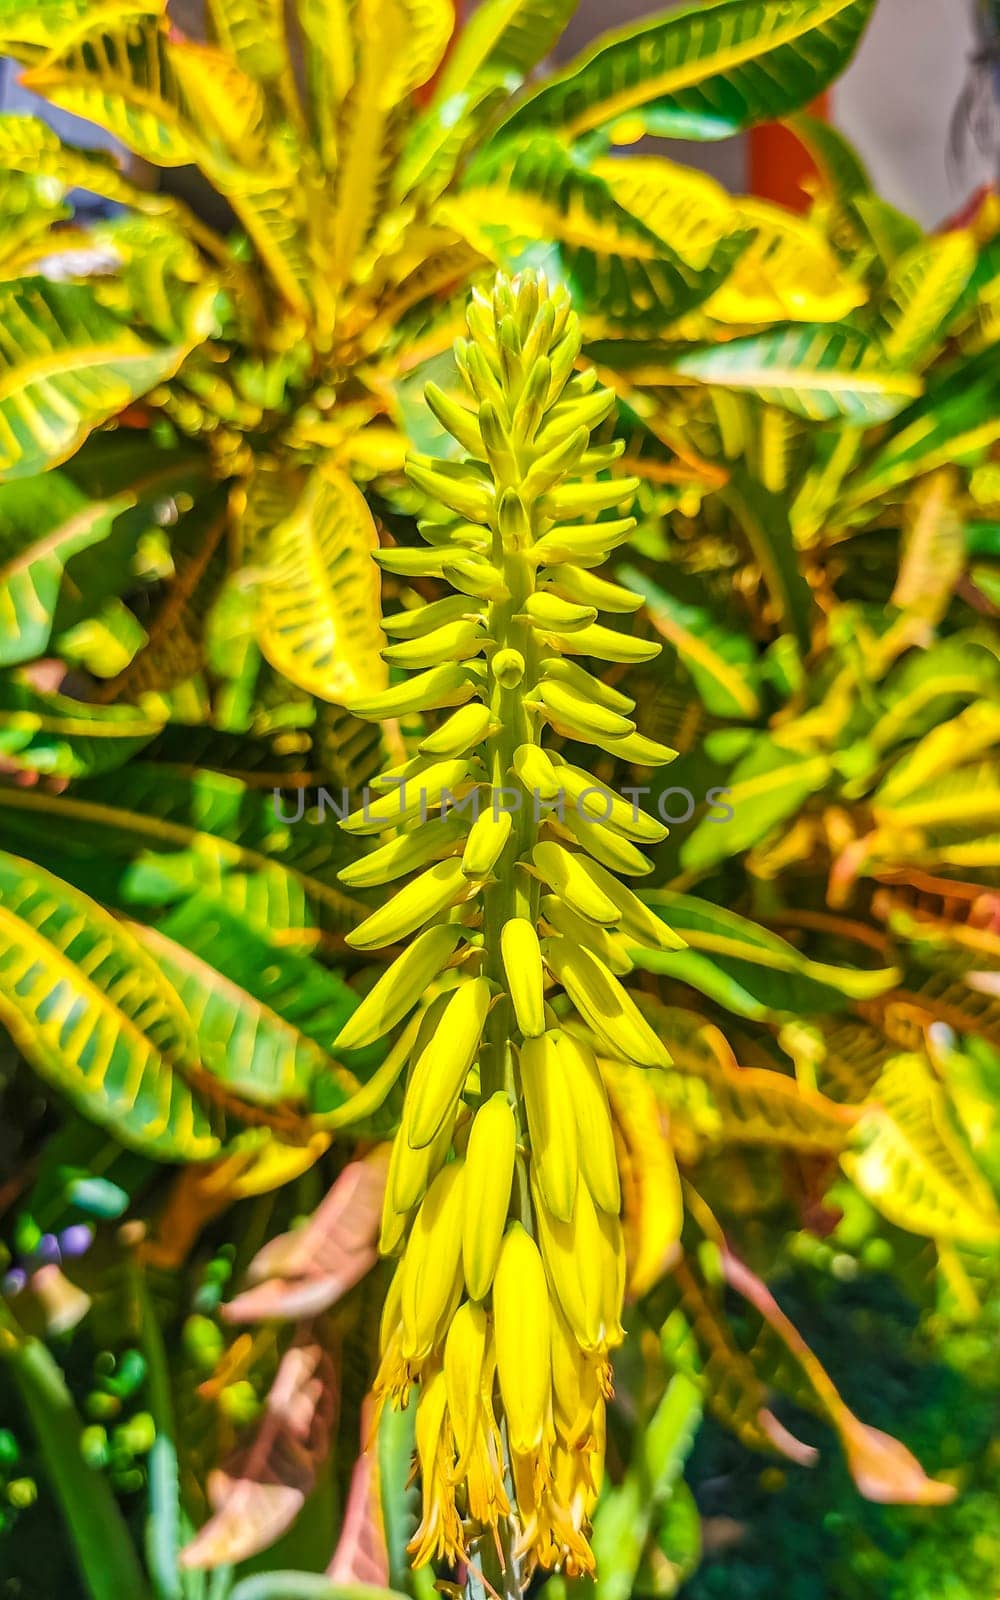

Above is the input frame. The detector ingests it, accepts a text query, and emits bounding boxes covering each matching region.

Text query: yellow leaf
[601,1056,682,1297]
[259,462,387,704]
[842,1053,1000,1243]
[593,156,865,325]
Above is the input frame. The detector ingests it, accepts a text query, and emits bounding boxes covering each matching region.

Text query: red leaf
[721,1248,956,1506]
[839,1418,957,1507]
[327,1396,390,1584]
[224,1146,389,1324]
[180,1330,338,1569]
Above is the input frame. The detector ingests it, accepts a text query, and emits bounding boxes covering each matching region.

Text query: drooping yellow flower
[335,270,685,1575]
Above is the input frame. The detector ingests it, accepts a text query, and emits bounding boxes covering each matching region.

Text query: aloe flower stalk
[332,271,683,1576]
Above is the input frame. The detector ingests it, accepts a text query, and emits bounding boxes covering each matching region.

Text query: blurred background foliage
[0,0,998,1597]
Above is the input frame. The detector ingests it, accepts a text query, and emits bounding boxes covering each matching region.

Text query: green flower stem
[480,548,541,1105]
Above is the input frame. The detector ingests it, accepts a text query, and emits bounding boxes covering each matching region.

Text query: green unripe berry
[81,1426,110,1469]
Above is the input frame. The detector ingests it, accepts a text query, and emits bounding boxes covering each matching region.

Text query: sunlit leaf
[843,1053,1000,1243]
[499,0,878,143]
[0,851,220,1161]
[670,324,921,424]
[0,277,208,482]
[259,463,387,706]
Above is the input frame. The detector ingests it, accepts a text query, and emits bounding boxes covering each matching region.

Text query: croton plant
[0,1,999,1598]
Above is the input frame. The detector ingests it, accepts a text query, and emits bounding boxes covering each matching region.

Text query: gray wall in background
[837,0,994,226]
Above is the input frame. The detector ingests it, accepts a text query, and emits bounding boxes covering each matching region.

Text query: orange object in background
[749,94,830,212]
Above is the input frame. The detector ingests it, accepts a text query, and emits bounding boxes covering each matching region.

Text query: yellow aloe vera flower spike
[335,270,683,1579]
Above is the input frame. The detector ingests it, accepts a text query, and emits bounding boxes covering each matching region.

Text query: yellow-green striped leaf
[0,476,130,667]
[0,851,220,1161]
[456,137,747,333]
[843,1054,1000,1243]
[0,278,204,482]
[842,345,1000,514]
[670,325,922,424]
[679,735,831,873]
[498,0,878,143]
[0,678,164,778]
[259,462,387,706]
[620,564,762,720]
[869,231,976,367]
[132,919,359,1111]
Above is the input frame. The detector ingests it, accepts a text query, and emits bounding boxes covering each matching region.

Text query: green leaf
[205,0,293,87]
[591,1375,702,1600]
[789,111,873,200]
[670,324,922,424]
[0,677,164,777]
[869,636,1000,753]
[499,0,878,142]
[0,0,106,59]
[637,892,898,1019]
[22,14,209,167]
[867,231,977,367]
[842,344,1000,514]
[94,212,219,346]
[678,735,831,872]
[378,1398,421,1591]
[0,851,220,1160]
[229,1578,409,1600]
[0,764,364,931]
[619,565,762,720]
[0,476,131,667]
[719,467,814,649]
[458,137,748,333]
[843,1054,1000,1243]
[138,897,368,1113]
[0,277,206,482]
[400,0,579,194]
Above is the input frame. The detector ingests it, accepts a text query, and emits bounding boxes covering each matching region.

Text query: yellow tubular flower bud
[386,1099,456,1224]
[443,1300,489,1474]
[406,977,491,1148]
[462,806,513,878]
[333,924,465,1049]
[400,1161,465,1361]
[533,1174,606,1355]
[544,939,671,1068]
[345,859,472,951]
[550,1306,602,1446]
[462,1092,517,1299]
[520,1032,578,1222]
[500,917,546,1038]
[553,1030,621,1215]
[530,841,622,926]
[494,1223,552,1454]
[417,701,494,757]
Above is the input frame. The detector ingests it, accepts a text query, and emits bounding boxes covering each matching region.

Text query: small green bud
[497,488,531,551]
[7,1478,37,1510]
[493,649,525,688]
